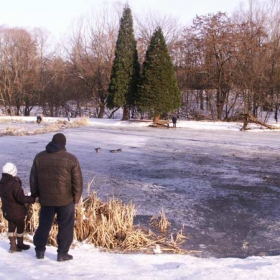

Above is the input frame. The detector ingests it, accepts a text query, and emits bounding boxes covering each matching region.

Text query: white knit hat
[2,162,17,177]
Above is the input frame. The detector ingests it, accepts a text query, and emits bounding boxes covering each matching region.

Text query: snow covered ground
[1,235,280,280]
[1,116,280,279]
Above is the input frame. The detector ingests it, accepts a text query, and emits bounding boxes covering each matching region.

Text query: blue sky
[0,0,246,38]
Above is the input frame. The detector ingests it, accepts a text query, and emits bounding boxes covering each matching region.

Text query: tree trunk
[153,114,160,123]
[216,89,223,120]
[122,105,130,120]
[98,104,105,118]
[199,90,204,110]
[15,106,20,116]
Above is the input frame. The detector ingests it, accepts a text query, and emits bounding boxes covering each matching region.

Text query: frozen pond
[1,120,280,258]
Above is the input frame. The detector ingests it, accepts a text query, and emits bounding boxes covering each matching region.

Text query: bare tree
[185,13,239,120]
[232,0,271,119]
[0,27,41,115]
[65,7,119,118]
[263,0,280,121]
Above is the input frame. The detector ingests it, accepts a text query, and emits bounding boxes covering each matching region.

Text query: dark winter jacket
[30,142,83,207]
[0,173,35,221]
[172,116,177,124]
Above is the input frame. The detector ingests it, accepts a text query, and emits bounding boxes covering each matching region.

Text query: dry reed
[0,183,189,254]
[150,208,171,233]
[0,117,89,136]
[0,206,8,233]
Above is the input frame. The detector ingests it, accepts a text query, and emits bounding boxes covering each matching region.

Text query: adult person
[36,115,42,124]
[172,115,178,128]
[30,133,83,262]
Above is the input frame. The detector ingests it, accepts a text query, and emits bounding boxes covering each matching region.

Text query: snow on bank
[1,116,280,279]
[0,235,280,280]
[1,115,280,131]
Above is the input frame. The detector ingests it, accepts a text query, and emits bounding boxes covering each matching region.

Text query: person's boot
[57,253,73,262]
[16,235,30,250]
[35,250,45,259]
[8,235,22,253]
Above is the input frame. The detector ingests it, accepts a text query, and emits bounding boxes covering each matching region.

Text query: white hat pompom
[2,162,17,177]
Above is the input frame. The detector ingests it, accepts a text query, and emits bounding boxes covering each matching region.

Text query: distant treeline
[0,1,279,122]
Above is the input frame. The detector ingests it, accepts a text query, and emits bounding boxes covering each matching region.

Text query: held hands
[27,192,39,204]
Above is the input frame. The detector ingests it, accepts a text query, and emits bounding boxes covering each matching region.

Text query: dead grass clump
[0,117,89,136]
[0,206,8,233]
[70,117,89,127]
[150,208,171,233]
[1,126,20,136]
[0,187,188,254]
[25,203,41,234]
[54,117,89,128]
[74,192,137,250]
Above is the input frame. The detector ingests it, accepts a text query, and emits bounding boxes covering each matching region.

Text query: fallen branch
[240,114,278,131]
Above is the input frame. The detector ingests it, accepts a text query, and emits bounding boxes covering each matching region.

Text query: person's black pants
[33,202,75,254]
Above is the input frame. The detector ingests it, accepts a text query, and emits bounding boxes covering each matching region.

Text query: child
[0,162,35,253]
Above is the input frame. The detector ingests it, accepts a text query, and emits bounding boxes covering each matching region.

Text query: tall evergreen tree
[138,27,181,122]
[107,5,140,120]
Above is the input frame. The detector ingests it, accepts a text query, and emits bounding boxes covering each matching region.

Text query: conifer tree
[138,27,181,122]
[107,6,140,120]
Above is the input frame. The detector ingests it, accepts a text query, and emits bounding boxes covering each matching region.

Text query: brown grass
[0,117,89,136]
[0,181,189,254]
[0,207,8,233]
[150,208,171,233]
